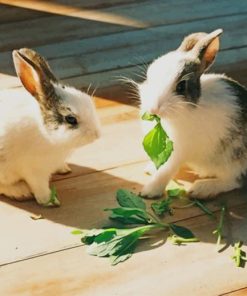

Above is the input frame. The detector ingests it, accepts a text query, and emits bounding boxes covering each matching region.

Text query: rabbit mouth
[153,104,173,118]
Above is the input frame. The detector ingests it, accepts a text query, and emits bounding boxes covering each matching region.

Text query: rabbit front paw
[28,179,60,207]
[36,187,60,207]
[141,182,165,198]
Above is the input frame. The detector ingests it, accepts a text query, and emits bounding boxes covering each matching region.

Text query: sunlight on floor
[0,0,149,28]
[0,72,20,90]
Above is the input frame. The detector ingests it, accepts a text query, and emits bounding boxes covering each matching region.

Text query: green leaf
[141,112,160,122]
[108,213,147,225]
[169,224,196,239]
[167,187,186,197]
[151,198,173,217]
[116,189,146,210]
[110,250,134,265]
[142,113,173,169]
[105,207,149,224]
[151,183,187,217]
[80,225,160,265]
[81,229,111,245]
[142,111,174,168]
[71,229,83,235]
[88,230,119,257]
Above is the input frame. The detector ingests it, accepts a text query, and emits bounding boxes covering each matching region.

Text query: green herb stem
[213,205,226,250]
[193,199,215,218]
[169,235,199,245]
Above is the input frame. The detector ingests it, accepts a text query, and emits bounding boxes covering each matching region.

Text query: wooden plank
[0,13,246,95]
[63,46,247,100]
[0,0,147,24]
[1,45,246,102]
[12,11,247,61]
[0,0,147,11]
[0,202,246,296]
[1,158,247,266]
[0,0,152,25]
[0,0,245,51]
[18,14,247,79]
[0,4,47,24]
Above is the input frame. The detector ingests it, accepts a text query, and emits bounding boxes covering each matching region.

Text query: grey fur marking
[217,78,247,177]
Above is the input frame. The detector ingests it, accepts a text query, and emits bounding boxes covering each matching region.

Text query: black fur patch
[175,61,201,104]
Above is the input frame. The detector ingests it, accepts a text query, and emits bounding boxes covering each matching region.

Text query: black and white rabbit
[0,48,100,206]
[139,29,247,199]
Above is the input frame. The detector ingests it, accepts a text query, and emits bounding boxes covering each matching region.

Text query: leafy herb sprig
[142,112,173,169]
[213,204,226,250]
[231,241,247,267]
[73,189,198,265]
[151,183,214,219]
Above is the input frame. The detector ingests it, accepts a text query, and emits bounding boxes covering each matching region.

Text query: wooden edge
[220,287,247,296]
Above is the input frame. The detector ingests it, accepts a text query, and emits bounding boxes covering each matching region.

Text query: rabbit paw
[37,194,60,207]
[56,164,72,175]
[38,187,60,207]
[42,196,60,207]
[29,182,60,207]
[141,182,165,198]
[188,178,240,200]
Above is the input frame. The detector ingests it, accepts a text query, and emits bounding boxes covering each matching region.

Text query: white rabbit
[139,29,247,199]
[0,48,100,206]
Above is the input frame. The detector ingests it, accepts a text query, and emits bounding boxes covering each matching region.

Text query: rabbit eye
[176,80,186,95]
[65,115,78,126]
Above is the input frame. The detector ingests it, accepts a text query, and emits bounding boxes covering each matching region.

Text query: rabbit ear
[12,48,57,100]
[178,29,223,72]
[178,32,208,52]
[192,29,223,72]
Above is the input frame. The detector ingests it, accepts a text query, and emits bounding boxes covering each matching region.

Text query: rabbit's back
[0,88,42,130]
[0,89,43,182]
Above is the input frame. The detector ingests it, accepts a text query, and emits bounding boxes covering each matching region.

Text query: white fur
[140,50,244,199]
[0,85,100,204]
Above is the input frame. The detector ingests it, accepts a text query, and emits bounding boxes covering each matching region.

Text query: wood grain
[222,288,247,296]
[0,13,246,99]
[0,0,245,51]
[0,1,247,295]
[0,0,147,24]
[0,202,246,296]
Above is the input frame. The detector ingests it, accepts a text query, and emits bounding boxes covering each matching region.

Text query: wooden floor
[0,1,247,295]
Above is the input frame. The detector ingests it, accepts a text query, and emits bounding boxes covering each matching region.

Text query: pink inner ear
[18,61,38,96]
[15,55,39,96]
[204,37,220,64]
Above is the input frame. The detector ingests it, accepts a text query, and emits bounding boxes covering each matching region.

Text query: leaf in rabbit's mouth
[142,112,173,169]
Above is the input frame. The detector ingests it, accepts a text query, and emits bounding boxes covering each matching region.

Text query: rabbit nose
[150,106,159,115]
